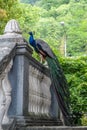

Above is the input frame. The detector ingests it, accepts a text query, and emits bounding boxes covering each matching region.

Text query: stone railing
[0,19,59,130]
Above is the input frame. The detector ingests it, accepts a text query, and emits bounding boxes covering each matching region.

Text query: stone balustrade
[0,19,59,130]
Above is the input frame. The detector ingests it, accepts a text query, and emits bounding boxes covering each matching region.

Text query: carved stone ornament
[4,19,22,34]
[0,19,23,41]
[0,60,13,130]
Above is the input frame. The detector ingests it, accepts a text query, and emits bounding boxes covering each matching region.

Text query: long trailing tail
[46,56,72,126]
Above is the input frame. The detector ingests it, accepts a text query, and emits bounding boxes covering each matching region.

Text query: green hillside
[19,0,87,56]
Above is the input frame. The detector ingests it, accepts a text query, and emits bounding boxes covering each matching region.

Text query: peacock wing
[36,39,55,58]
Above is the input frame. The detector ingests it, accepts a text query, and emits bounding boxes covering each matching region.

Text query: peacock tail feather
[46,56,72,125]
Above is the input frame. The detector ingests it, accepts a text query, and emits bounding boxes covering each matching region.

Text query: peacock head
[28,32,33,35]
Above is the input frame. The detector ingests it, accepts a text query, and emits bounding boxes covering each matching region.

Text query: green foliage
[36,0,70,10]
[36,0,87,56]
[1,0,87,56]
[60,56,87,125]
[0,0,22,34]
[81,114,87,126]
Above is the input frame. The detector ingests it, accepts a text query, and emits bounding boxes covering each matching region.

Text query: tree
[0,0,22,34]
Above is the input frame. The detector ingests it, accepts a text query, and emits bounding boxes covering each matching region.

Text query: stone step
[16,126,87,130]
[16,116,63,130]
[16,119,62,126]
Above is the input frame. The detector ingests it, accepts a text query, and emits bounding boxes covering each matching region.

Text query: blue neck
[29,34,36,47]
[29,34,39,53]
[29,34,34,43]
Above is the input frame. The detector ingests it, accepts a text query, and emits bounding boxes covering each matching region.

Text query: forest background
[0,0,87,125]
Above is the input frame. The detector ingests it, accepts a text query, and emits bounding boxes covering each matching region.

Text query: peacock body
[28,32,72,125]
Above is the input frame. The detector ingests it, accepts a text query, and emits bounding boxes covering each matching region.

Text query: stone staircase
[4,117,86,130]
[15,117,62,130]
[2,116,87,130]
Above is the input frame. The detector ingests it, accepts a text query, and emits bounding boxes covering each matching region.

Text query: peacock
[28,32,72,126]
